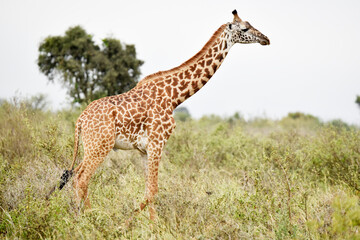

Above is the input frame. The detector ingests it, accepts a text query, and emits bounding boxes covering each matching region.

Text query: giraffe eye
[229,24,232,30]
[242,28,249,32]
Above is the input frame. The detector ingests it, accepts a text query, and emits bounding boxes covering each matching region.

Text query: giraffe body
[66,10,269,219]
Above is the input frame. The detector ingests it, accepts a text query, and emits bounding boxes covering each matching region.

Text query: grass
[0,100,359,239]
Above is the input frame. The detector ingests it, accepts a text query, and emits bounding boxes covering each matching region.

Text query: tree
[96,38,143,97]
[356,95,360,108]
[174,107,191,121]
[37,26,143,104]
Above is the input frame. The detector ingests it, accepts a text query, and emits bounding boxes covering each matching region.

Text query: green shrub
[1,102,359,239]
[331,193,360,239]
[307,127,360,193]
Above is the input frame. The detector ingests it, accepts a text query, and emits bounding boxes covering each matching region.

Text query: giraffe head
[227,10,270,46]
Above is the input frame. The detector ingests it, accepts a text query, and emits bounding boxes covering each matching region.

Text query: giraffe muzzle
[259,36,270,45]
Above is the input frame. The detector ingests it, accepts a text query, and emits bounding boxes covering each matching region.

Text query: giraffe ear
[232,9,242,22]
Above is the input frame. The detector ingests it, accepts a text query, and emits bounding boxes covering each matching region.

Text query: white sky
[0,0,359,124]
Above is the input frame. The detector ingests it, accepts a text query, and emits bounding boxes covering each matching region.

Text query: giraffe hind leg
[73,130,115,209]
[73,152,113,209]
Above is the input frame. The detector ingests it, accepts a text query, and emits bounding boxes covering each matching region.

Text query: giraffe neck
[136,24,234,109]
[169,25,233,108]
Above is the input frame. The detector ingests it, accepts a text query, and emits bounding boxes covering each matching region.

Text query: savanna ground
[0,99,359,239]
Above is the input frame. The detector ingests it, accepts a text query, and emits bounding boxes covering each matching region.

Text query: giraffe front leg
[136,114,176,221]
[145,154,160,220]
[138,141,162,221]
[128,150,160,223]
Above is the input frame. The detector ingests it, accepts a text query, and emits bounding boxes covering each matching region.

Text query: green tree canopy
[174,106,191,122]
[356,95,360,108]
[37,26,143,104]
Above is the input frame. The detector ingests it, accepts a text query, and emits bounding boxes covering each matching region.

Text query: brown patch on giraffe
[160,99,167,109]
[205,48,213,58]
[108,98,116,105]
[212,63,218,73]
[150,89,156,99]
[215,53,224,62]
[162,121,172,130]
[175,99,182,107]
[148,110,154,118]
[133,114,142,123]
[157,88,164,96]
[223,40,228,50]
[132,93,140,101]
[184,70,191,79]
[191,81,198,91]
[152,119,161,128]
[171,77,179,87]
[124,111,131,119]
[206,59,213,66]
[172,88,179,99]
[178,72,183,79]
[198,60,205,68]
[189,64,197,72]
[161,114,169,122]
[165,78,172,85]
[142,89,150,96]
[180,90,191,99]
[128,124,135,134]
[130,107,138,116]
[165,85,172,97]
[178,81,189,91]
[156,81,165,88]
[112,109,117,120]
[204,68,211,78]
[193,69,202,78]
[155,98,161,105]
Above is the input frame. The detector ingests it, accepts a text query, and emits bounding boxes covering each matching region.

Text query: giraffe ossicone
[59,9,269,220]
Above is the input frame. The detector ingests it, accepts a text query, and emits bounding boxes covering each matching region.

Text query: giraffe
[58,10,269,220]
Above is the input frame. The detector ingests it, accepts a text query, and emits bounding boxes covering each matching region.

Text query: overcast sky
[1,0,359,124]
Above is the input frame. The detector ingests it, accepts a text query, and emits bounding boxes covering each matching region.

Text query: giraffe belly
[114,137,135,150]
[135,130,148,154]
[113,131,149,153]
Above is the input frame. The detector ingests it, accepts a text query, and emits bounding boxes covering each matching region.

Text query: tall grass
[0,100,359,239]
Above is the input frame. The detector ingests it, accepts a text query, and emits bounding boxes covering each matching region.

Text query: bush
[1,102,359,239]
[307,127,360,193]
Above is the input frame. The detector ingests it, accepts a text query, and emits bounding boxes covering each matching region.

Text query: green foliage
[280,112,321,132]
[307,127,360,192]
[307,191,360,239]
[327,119,352,130]
[331,194,360,239]
[356,95,360,108]
[37,26,143,104]
[0,104,359,239]
[286,112,319,121]
[174,106,191,122]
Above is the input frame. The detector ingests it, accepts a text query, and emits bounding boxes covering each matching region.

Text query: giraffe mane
[136,24,227,86]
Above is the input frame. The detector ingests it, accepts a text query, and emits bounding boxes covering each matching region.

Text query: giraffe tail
[46,168,73,199]
[59,118,82,190]
[46,119,81,199]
